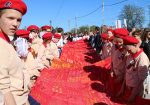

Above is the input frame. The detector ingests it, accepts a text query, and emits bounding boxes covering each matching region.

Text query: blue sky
[20,0,150,32]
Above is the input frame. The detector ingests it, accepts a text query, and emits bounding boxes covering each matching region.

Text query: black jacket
[94,32,102,54]
[140,41,150,61]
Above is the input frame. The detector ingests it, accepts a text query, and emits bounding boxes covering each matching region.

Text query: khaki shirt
[102,41,113,59]
[26,52,40,77]
[0,34,28,105]
[31,38,43,54]
[126,51,149,87]
[111,45,129,76]
[46,41,59,66]
[37,44,49,68]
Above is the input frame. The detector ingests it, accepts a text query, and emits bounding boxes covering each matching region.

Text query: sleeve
[0,50,11,94]
[53,45,60,58]
[138,55,149,80]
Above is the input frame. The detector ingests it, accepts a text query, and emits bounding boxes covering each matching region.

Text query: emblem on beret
[32,27,34,30]
[4,1,12,7]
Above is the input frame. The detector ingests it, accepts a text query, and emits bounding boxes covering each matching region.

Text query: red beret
[42,33,53,39]
[0,0,27,15]
[114,28,129,37]
[41,25,51,30]
[101,33,108,39]
[54,34,61,39]
[27,25,39,31]
[107,29,114,34]
[109,36,114,41]
[123,36,139,45]
[16,30,30,38]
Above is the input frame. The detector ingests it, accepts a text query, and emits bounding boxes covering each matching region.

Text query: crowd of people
[0,0,150,105]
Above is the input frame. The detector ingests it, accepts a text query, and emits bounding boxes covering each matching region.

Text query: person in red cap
[40,25,51,38]
[56,28,64,55]
[27,25,43,59]
[107,29,114,39]
[118,36,149,103]
[46,33,60,66]
[37,33,53,69]
[0,0,29,105]
[101,33,108,59]
[111,28,129,84]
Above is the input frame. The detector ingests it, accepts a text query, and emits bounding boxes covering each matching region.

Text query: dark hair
[84,31,88,35]
[57,28,63,33]
[42,29,46,31]
[95,27,99,31]
[64,33,67,35]
[132,30,142,36]
[30,29,39,33]
[42,38,51,43]
[141,28,149,41]
[142,31,150,41]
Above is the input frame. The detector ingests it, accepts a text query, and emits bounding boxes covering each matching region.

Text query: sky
[20,0,150,32]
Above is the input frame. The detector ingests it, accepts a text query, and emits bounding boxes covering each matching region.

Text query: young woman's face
[107,31,113,38]
[31,31,38,39]
[147,32,150,39]
[0,9,22,36]
[115,38,123,48]
[132,34,141,41]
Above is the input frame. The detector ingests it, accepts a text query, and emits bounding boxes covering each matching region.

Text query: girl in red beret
[118,36,149,103]
[0,0,29,105]
[111,28,129,85]
[101,33,108,59]
[37,33,53,69]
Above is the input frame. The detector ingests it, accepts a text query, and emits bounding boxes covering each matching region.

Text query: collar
[0,31,11,43]
[115,45,123,52]
[43,43,47,48]
[28,48,31,52]
[131,48,143,59]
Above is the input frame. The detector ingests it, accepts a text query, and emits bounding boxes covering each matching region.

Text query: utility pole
[102,0,104,26]
[75,14,77,34]
[68,13,70,32]
[112,17,113,29]
[24,26,26,30]
[149,5,150,28]
[50,20,52,31]
[61,19,62,28]
[89,21,90,32]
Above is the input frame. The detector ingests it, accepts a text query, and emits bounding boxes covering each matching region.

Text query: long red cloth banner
[30,39,150,105]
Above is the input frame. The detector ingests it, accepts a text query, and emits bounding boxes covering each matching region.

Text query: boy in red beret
[40,25,51,38]
[118,36,149,103]
[0,0,29,105]
[101,33,108,59]
[37,33,53,69]
[27,25,43,60]
[46,33,60,66]
[111,28,129,84]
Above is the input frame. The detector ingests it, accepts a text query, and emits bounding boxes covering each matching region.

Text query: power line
[105,0,128,6]
[55,0,65,19]
[77,0,128,19]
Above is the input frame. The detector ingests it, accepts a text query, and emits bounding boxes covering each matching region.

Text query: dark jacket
[140,41,150,61]
[94,32,102,54]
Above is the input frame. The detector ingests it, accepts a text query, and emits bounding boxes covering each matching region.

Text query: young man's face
[115,38,123,48]
[0,9,22,36]
[125,44,137,54]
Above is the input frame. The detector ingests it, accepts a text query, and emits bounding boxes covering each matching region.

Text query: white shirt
[56,33,63,50]
[83,35,89,40]
[73,37,79,42]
